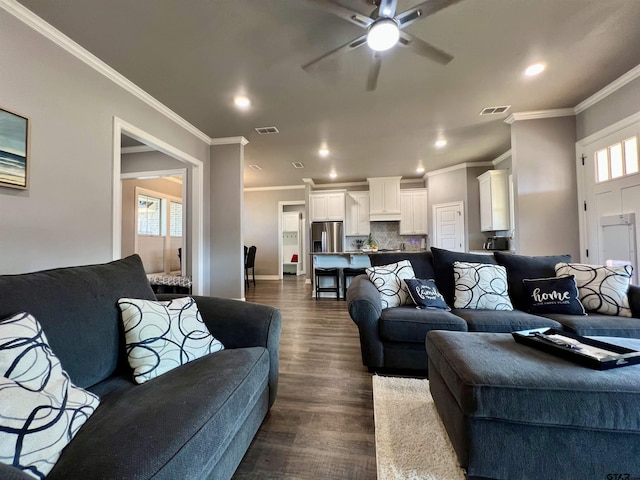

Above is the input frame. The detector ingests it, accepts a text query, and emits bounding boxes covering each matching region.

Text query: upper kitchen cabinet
[345,192,370,236]
[478,170,510,232]
[400,189,428,235]
[310,191,345,222]
[368,176,401,221]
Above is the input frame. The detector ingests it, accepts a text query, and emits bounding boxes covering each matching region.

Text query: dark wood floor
[233,276,377,480]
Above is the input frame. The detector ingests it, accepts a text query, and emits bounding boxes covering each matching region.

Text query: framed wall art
[0,108,29,190]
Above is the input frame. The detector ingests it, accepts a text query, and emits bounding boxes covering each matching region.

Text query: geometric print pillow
[117,297,224,384]
[555,262,633,317]
[453,262,513,310]
[366,260,416,309]
[0,312,100,479]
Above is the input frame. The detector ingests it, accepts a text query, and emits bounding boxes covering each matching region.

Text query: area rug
[372,376,465,480]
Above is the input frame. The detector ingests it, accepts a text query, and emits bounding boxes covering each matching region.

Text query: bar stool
[315,267,340,300]
[342,267,367,300]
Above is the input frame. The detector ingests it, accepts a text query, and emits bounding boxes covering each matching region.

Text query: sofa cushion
[541,312,640,337]
[430,248,497,306]
[453,262,513,310]
[379,307,467,343]
[366,260,415,309]
[403,278,450,310]
[0,255,156,389]
[555,263,633,317]
[451,309,562,333]
[47,347,270,480]
[522,275,586,315]
[494,252,572,311]
[369,252,436,279]
[0,313,100,478]
[118,297,224,384]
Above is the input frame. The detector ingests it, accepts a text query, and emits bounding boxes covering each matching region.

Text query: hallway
[233,276,377,479]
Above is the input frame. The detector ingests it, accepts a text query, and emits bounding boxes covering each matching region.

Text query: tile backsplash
[346,221,426,250]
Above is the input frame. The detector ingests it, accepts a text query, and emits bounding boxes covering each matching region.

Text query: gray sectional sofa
[346,247,640,371]
[0,255,281,479]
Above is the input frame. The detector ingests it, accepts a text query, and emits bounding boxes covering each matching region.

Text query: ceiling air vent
[248,164,262,171]
[255,126,279,135]
[479,105,511,115]
[292,162,304,169]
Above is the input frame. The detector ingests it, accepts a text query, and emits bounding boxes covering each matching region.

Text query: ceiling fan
[303,0,462,91]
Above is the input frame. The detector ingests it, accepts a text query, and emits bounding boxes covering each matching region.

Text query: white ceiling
[16,0,640,188]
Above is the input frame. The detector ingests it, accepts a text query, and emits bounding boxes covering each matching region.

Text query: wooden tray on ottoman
[512,327,640,370]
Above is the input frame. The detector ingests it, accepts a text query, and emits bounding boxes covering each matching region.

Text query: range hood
[369,213,401,222]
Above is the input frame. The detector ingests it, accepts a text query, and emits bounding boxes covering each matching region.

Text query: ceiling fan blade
[377,0,398,18]
[398,31,453,65]
[396,0,464,29]
[366,53,382,91]
[302,34,368,71]
[307,0,373,28]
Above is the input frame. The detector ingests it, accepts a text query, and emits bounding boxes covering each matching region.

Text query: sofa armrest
[0,464,33,480]
[346,275,384,368]
[157,294,281,407]
[629,284,640,318]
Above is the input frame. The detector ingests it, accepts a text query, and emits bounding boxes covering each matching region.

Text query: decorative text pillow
[0,312,100,479]
[522,275,586,315]
[403,278,450,310]
[118,297,224,384]
[453,262,513,310]
[555,262,633,317]
[366,260,416,309]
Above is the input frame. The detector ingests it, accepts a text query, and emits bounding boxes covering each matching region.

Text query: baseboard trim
[254,275,280,281]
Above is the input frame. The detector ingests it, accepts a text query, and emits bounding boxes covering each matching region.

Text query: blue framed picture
[0,108,29,190]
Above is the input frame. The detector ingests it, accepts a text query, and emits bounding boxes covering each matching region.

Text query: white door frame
[278,201,306,279]
[432,201,465,251]
[112,116,204,294]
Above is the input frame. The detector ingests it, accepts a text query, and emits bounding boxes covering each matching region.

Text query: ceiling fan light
[367,18,399,52]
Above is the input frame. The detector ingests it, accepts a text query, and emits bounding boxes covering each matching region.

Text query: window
[595,136,639,183]
[138,194,161,235]
[170,201,183,237]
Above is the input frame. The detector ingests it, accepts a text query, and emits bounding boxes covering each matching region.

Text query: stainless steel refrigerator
[311,221,343,253]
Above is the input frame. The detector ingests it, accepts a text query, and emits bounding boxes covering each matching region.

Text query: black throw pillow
[522,275,586,315]
[403,278,451,310]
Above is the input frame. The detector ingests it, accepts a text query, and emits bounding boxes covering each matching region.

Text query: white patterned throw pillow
[0,312,100,479]
[118,296,224,384]
[366,260,416,309]
[555,262,633,317]
[453,262,513,310]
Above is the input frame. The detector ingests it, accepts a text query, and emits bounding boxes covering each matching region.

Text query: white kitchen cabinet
[367,176,401,221]
[282,212,300,232]
[345,192,370,236]
[399,189,428,235]
[478,170,510,232]
[310,191,345,221]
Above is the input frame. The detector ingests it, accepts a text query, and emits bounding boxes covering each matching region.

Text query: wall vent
[292,162,304,169]
[248,164,262,171]
[479,105,511,115]
[255,126,279,135]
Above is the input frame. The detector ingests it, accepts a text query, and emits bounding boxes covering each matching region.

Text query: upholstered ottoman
[426,331,640,480]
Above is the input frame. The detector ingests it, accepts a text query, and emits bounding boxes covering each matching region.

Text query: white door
[432,201,465,252]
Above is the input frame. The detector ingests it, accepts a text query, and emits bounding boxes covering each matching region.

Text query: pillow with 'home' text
[522,275,586,315]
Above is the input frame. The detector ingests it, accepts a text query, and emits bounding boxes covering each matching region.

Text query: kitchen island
[311,250,427,298]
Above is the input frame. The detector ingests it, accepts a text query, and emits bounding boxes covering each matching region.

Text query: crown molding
[0,0,211,144]
[425,162,493,177]
[244,185,305,192]
[210,136,249,146]
[492,150,512,166]
[504,108,575,125]
[302,178,315,186]
[575,64,640,114]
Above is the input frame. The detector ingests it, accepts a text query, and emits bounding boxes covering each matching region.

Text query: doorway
[278,201,307,279]
[432,201,465,252]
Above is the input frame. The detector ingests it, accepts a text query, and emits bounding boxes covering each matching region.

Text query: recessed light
[435,139,447,148]
[416,166,425,174]
[329,171,337,179]
[234,96,251,109]
[319,148,330,158]
[525,63,545,76]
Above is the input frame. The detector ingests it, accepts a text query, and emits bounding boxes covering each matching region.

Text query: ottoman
[426,330,640,480]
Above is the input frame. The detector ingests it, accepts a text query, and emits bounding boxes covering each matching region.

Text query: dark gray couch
[0,255,281,479]
[346,247,640,371]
